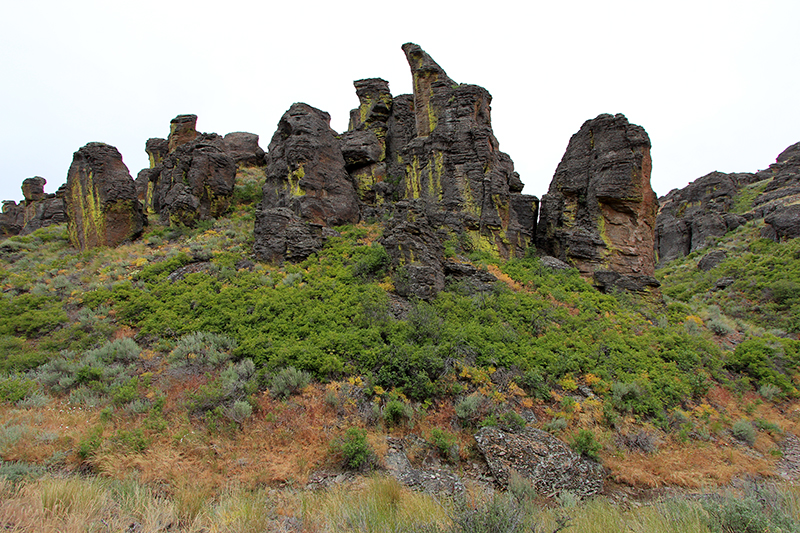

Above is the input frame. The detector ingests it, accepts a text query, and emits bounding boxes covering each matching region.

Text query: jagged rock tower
[537,114,659,293]
[253,43,538,298]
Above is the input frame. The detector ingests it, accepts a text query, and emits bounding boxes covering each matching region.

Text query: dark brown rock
[253,207,328,263]
[254,103,359,262]
[168,114,199,153]
[537,114,658,287]
[0,201,24,236]
[655,171,754,266]
[22,177,47,203]
[374,43,537,290]
[223,132,265,167]
[0,179,67,236]
[380,202,446,299]
[145,138,169,168]
[697,250,727,271]
[474,426,604,497]
[65,142,144,249]
[139,117,237,226]
[764,204,800,241]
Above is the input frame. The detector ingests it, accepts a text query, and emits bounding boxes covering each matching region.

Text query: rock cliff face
[655,141,800,265]
[65,142,144,250]
[537,114,659,292]
[0,177,67,237]
[136,115,239,226]
[253,43,539,299]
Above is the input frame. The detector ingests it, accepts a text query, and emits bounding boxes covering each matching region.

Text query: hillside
[1,43,800,532]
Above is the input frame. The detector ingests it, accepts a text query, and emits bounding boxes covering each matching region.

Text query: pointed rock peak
[401,43,454,85]
[401,43,457,137]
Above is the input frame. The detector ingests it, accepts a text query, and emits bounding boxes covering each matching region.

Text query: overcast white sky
[1,0,798,205]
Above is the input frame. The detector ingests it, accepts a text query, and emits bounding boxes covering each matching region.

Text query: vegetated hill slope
[1,187,800,498]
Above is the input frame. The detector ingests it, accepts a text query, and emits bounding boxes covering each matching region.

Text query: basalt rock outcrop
[65,142,144,250]
[474,426,604,497]
[0,177,67,236]
[136,115,238,226]
[537,114,659,293]
[655,141,800,265]
[253,44,539,299]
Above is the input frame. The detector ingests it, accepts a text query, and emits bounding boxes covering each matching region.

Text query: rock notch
[65,142,144,250]
[537,113,659,293]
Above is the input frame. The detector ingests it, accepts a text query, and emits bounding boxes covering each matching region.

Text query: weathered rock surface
[168,114,199,153]
[252,44,539,297]
[0,178,67,236]
[537,114,658,291]
[138,116,238,226]
[697,250,728,272]
[65,142,144,250]
[223,132,266,167]
[384,436,464,495]
[655,141,800,264]
[474,426,604,497]
[655,172,754,266]
[253,103,359,262]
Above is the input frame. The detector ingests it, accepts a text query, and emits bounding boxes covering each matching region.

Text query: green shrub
[0,293,67,338]
[270,366,311,399]
[0,376,38,403]
[352,243,390,278]
[544,417,568,433]
[570,429,601,461]
[169,331,238,368]
[333,427,372,470]
[188,359,257,421]
[78,425,104,459]
[429,427,458,462]
[731,419,757,446]
[702,482,800,533]
[455,394,483,424]
[383,399,407,426]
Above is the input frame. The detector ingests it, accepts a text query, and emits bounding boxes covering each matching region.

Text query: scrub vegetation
[2,201,800,531]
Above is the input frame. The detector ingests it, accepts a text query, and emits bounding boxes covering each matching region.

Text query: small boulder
[474,426,604,498]
[763,204,800,241]
[223,132,265,167]
[697,250,727,271]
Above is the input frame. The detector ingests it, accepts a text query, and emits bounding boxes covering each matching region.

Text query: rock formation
[537,114,659,292]
[0,177,67,237]
[656,141,800,264]
[65,142,144,250]
[253,43,539,299]
[137,115,238,226]
[474,426,604,497]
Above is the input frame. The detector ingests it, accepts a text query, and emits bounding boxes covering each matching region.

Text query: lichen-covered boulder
[65,142,144,249]
[537,114,658,290]
[474,426,604,498]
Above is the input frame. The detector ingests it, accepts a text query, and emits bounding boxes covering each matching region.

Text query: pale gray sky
[1,0,798,204]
